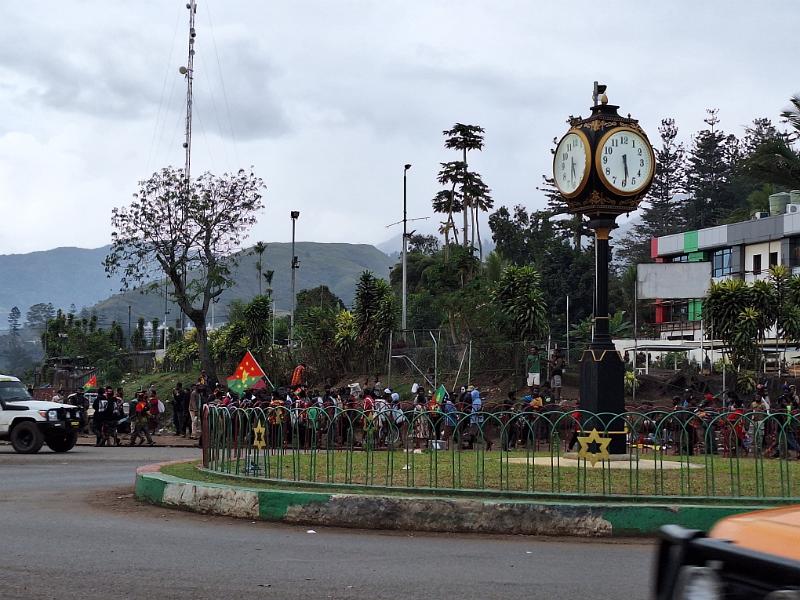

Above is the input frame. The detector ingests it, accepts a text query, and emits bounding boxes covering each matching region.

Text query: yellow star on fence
[253,422,267,451]
[577,428,611,467]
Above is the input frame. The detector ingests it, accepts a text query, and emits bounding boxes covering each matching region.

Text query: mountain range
[0,242,395,329]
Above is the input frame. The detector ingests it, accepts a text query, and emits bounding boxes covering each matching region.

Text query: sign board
[636,262,712,299]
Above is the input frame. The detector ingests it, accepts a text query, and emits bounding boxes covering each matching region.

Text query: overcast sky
[0,0,797,255]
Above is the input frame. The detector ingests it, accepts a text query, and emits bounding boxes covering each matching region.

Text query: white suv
[0,374,83,453]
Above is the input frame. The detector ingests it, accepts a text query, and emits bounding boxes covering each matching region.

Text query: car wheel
[45,431,78,453]
[10,422,45,454]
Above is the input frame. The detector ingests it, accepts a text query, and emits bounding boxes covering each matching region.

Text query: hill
[0,246,124,327]
[89,242,395,327]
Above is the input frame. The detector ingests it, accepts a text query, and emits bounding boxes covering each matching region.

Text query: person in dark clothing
[172,382,186,435]
[92,388,109,446]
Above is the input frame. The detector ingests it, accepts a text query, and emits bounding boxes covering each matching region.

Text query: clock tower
[553,84,655,453]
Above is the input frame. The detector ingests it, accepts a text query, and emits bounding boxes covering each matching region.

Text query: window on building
[753,254,762,275]
[669,301,688,322]
[671,255,689,263]
[790,238,800,267]
[769,251,778,267]
[712,248,732,277]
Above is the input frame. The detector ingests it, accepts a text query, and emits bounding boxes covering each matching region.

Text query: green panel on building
[688,251,705,262]
[684,230,699,252]
[688,299,703,321]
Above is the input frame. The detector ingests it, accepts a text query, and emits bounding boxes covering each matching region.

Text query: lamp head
[404,164,412,171]
[290,210,300,219]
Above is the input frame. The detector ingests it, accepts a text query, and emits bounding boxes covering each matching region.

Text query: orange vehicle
[654,507,800,599]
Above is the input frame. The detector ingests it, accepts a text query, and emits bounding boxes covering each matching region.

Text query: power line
[205,0,240,167]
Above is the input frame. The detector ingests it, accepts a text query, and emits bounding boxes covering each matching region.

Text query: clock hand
[622,154,628,180]
[570,157,575,181]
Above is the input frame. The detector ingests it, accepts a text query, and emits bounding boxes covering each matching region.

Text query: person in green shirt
[526,346,541,388]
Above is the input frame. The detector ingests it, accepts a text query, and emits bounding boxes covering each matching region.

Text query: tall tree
[295,285,345,323]
[442,124,486,251]
[462,169,493,259]
[252,241,268,296]
[619,118,687,265]
[25,302,56,330]
[407,234,440,255]
[7,306,21,338]
[740,96,800,189]
[682,109,740,229]
[105,166,265,377]
[353,271,397,365]
[433,164,464,248]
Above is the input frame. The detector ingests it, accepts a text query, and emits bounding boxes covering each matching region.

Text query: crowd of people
[49,369,223,447]
[36,347,800,460]
[201,367,800,460]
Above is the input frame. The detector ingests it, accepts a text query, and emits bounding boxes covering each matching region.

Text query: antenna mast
[179,0,197,333]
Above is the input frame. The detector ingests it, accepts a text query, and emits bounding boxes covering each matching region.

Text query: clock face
[596,127,654,195]
[553,130,590,197]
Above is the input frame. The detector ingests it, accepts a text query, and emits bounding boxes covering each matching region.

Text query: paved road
[0,444,655,599]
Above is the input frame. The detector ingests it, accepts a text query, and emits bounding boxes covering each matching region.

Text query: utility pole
[178,0,197,334]
[402,164,411,332]
[289,211,300,346]
[127,305,132,349]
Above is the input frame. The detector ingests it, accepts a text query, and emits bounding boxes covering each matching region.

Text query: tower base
[579,348,627,454]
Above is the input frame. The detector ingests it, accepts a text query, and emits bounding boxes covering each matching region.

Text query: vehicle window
[0,381,32,402]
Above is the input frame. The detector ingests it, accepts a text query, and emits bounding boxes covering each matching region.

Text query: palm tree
[443,124,485,248]
[434,163,465,246]
[263,269,274,296]
[461,170,493,260]
[781,94,800,137]
[438,221,454,260]
[252,241,267,295]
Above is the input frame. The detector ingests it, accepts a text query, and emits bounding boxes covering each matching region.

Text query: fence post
[387,330,393,387]
[467,339,472,384]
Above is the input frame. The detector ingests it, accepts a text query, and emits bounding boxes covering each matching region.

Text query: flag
[83,374,97,390]
[226,351,266,395]
[427,384,447,410]
[432,384,447,405]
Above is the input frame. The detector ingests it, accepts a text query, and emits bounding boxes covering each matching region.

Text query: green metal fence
[201,405,800,501]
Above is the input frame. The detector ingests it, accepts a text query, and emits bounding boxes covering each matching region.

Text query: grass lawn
[198,447,800,501]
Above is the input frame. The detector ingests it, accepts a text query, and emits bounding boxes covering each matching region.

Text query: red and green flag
[432,384,447,405]
[427,384,447,410]
[83,374,97,390]
[226,351,266,395]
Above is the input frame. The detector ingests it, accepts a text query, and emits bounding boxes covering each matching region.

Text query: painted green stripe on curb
[135,473,167,504]
[258,489,332,520]
[603,506,749,535]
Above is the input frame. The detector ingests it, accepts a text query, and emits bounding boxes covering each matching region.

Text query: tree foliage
[105,166,265,378]
[490,266,549,341]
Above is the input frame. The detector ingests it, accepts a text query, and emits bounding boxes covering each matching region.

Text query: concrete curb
[134,463,772,537]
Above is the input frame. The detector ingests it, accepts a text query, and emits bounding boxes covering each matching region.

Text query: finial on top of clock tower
[600,93,609,105]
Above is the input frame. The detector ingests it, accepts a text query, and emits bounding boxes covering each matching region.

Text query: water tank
[769,192,791,216]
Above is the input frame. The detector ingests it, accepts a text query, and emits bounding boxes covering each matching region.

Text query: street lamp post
[402,164,411,332]
[289,210,300,346]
